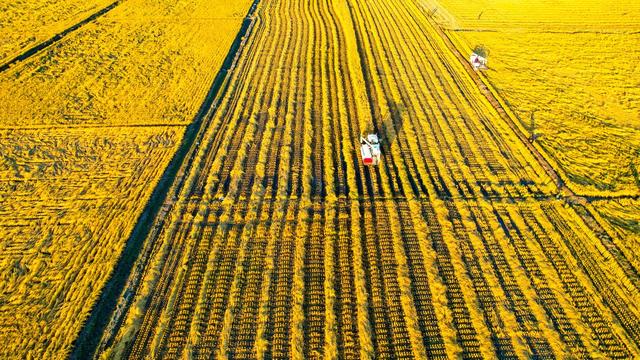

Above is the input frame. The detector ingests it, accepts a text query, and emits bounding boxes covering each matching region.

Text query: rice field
[0,0,252,357]
[94,0,640,358]
[1,0,638,359]
[0,0,114,63]
[426,0,640,196]
[0,127,181,358]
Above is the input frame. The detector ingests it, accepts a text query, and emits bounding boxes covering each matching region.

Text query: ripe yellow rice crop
[593,198,640,254]
[0,0,253,357]
[0,127,182,358]
[0,0,252,127]
[0,0,113,63]
[426,0,640,196]
[2,0,639,358]
[97,0,640,358]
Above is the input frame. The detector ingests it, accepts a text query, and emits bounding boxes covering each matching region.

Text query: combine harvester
[360,133,381,166]
[469,45,488,71]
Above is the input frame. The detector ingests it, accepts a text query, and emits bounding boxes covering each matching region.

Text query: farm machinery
[360,133,381,166]
[469,45,488,71]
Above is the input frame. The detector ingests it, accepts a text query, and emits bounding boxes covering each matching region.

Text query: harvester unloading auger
[360,133,381,166]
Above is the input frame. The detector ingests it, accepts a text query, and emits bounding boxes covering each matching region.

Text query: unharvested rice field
[593,199,640,259]
[1,0,639,359]
[0,127,181,358]
[425,0,640,196]
[0,0,251,127]
[95,0,640,358]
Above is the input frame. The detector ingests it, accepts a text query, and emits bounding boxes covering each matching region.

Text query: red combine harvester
[360,134,381,166]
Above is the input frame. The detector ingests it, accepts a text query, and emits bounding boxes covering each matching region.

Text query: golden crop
[0,0,113,63]
[2,0,638,359]
[0,0,253,358]
[98,0,640,359]
[0,127,181,358]
[0,0,251,127]
[592,198,640,265]
[425,0,640,196]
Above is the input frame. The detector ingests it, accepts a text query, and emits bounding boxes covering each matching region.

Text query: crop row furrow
[536,204,636,356]
[441,202,521,358]
[126,211,198,359]
[519,208,627,356]
[419,200,483,358]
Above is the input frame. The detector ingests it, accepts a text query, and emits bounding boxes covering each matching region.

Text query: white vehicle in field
[470,46,488,71]
[469,52,487,71]
[360,134,381,166]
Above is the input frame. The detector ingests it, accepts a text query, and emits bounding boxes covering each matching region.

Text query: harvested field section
[96,0,640,358]
[0,127,182,358]
[103,195,640,358]
[0,0,253,127]
[0,0,114,63]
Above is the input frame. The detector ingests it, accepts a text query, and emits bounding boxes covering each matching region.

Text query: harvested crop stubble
[98,0,640,358]
[0,0,253,127]
[0,127,182,359]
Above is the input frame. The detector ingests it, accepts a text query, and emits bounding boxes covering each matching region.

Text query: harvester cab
[360,134,381,166]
